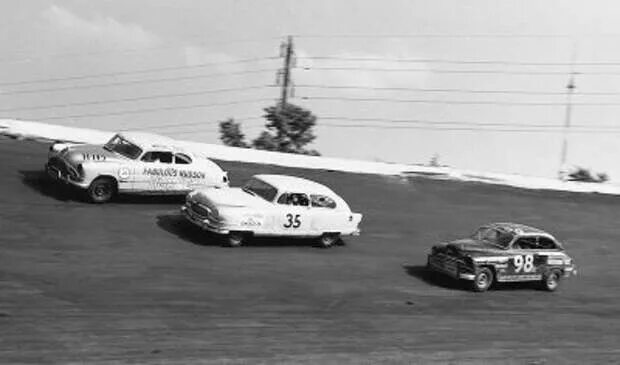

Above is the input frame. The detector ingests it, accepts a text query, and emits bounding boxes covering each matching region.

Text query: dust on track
[1,137,619,364]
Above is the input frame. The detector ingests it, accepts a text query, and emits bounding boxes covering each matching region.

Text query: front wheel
[87,177,116,203]
[225,231,247,247]
[471,267,494,292]
[542,270,561,291]
[318,233,340,248]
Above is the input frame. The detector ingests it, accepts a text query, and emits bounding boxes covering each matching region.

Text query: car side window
[310,194,337,209]
[513,237,537,250]
[277,193,309,206]
[538,237,558,250]
[141,151,173,163]
[175,153,192,165]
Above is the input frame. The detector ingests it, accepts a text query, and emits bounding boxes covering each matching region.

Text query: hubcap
[477,273,489,288]
[547,274,558,289]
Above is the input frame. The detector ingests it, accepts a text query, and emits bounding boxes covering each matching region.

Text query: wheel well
[91,175,118,191]
[478,265,497,279]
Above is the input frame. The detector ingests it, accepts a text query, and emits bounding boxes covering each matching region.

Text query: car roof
[486,222,551,236]
[254,174,336,195]
[117,131,182,151]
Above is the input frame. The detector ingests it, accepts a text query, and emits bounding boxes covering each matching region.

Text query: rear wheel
[472,267,494,292]
[318,233,340,248]
[87,177,116,203]
[542,269,561,291]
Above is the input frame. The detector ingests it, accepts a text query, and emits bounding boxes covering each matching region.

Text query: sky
[2,1,620,180]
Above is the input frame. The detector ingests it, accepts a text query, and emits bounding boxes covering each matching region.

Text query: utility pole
[278,36,295,106]
[558,43,578,179]
[559,74,576,176]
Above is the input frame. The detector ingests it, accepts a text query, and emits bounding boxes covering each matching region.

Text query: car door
[308,194,342,233]
[275,192,313,235]
[136,151,176,192]
[174,152,196,191]
[508,236,544,280]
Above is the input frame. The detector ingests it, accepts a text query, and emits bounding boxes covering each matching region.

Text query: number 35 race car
[427,223,577,292]
[181,174,363,247]
[45,132,229,203]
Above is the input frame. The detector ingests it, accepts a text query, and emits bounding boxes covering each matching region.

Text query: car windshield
[472,227,514,248]
[103,134,142,159]
[242,177,278,202]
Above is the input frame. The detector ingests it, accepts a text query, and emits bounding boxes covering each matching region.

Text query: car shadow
[403,264,546,292]
[403,264,470,291]
[19,170,184,205]
[19,170,79,202]
[156,213,330,248]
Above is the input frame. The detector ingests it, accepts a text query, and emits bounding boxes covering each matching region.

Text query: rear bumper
[181,205,228,234]
[427,254,475,280]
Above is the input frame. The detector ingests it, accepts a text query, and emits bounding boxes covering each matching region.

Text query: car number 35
[283,213,301,228]
[513,254,535,273]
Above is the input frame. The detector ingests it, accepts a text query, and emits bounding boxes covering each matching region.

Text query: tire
[226,231,246,247]
[318,233,340,248]
[471,267,494,292]
[87,177,116,203]
[542,269,561,291]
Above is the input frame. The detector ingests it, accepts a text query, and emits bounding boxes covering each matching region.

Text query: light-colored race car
[46,131,229,203]
[181,174,363,247]
[427,222,577,292]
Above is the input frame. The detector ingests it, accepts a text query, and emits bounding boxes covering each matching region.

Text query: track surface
[1,137,620,364]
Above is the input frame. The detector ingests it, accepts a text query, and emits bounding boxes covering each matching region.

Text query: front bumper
[45,160,86,187]
[181,204,228,234]
[427,254,475,280]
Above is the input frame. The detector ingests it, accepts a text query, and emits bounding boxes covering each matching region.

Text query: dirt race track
[1,137,620,364]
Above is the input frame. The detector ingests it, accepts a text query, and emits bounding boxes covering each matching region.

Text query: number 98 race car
[45,132,229,203]
[181,174,363,247]
[427,223,577,292]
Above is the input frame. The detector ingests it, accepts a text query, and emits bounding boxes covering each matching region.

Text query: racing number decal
[513,254,535,273]
[283,213,301,228]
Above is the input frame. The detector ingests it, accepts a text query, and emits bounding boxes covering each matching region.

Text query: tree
[218,118,248,148]
[567,166,609,183]
[252,103,320,155]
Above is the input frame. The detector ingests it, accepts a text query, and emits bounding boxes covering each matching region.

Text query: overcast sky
[3,1,620,180]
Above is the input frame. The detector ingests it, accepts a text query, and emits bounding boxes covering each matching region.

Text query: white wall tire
[226,231,246,247]
[87,177,116,204]
[472,267,494,292]
[319,233,340,248]
[542,270,561,291]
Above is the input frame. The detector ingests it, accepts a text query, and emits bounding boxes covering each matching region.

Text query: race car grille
[189,202,211,219]
[48,157,80,180]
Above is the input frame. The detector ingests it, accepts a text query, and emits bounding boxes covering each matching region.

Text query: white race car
[181,174,363,247]
[46,132,229,203]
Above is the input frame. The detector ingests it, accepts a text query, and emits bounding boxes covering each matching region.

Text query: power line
[0,85,269,113]
[0,68,278,95]
[302,66,574,76]
[294,33,620,40]
[0,57,278,87]
[313,122,620,134]
[130,116,264,131]
[301,56,584,67]
[317,116,620,130]
[301,95,620,106]
[0,36,282,65]
[27,98,274,121]
[295,84,568,96]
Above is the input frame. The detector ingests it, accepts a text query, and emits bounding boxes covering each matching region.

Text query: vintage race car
[427,223,576,292]
[181,174,363,247]
[45,131,229,203]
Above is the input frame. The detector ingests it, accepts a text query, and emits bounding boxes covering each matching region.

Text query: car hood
[439,238,507,256]
[189,187,270,208]
[60,144,126,164]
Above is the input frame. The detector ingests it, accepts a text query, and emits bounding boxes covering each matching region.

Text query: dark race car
[427,222,577,292]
